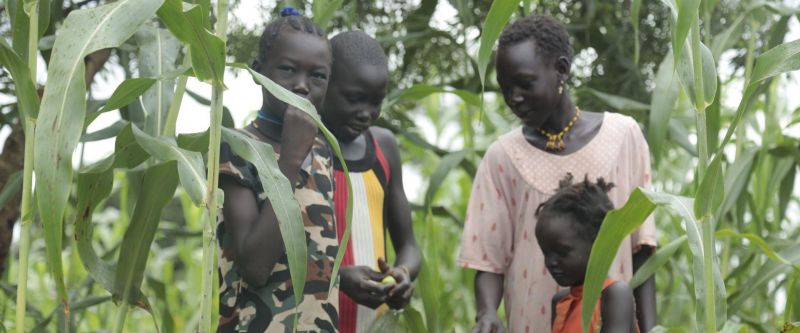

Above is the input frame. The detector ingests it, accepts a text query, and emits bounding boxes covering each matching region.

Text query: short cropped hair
[535,173,615,241]
[498,15,573,62]
[330,31,387,67]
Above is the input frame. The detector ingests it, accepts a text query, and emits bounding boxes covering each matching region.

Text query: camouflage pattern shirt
[217,123,339,333]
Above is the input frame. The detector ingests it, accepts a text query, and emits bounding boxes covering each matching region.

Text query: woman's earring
[558,81,564,95]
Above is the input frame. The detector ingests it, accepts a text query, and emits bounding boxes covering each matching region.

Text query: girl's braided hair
[257,7,328,64]
[535,173,615,241]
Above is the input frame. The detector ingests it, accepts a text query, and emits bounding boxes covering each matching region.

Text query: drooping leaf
[630,235,687,289]
[0,38,39,121]
[80,120,127,142]
[715,229,797,267]
[649,52,680,162]
[32,0,165,308]
[728,244,800,312]
[135,22,181,135]
[476,0,518,88]
[157,0,225,84]
[220,127,306,305]
[100,78,157,113]
[114,161,178,310]
[720,39,800,149]
[130,124,207,205]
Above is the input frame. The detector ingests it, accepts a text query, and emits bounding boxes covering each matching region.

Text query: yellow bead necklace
[537,107,581,152]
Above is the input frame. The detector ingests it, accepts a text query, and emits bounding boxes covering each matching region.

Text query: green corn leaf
[582,188,726,331]
[711,15,746,61]
[676,40,717,108]
[720,39,800,149]
[81,120,127,142]
[234,62,354,293]
[401,307,427,333]
[717,147,758,218]
[630,235,687,289]
[220,127,306,305]
[694,154,724,218]
[672,0,700,66]
[582,188,658,331]
[312,0,345,30]
[715,229,797,267]
[32,0,165,308]
[424,149,472,210]
[476,0,518,88]
[135,22,181,135]
[114,161,178,310]
[586,88,650,111]
[0,38,39,121]
[8,0,50,59]
[177,130,210,152]
[728,244,800,312]
[648,52,680,163]
[130,124,207,205]
[157,0,225,84]
[100,78,157,113]
[114,124,151,169]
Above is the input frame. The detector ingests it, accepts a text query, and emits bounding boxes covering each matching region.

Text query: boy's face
[321,58,388,143]
[495,39,563,129]
[257,28,332,114]
[535,213,593,287]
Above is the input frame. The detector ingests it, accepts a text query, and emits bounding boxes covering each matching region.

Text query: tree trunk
[0,123,24,275]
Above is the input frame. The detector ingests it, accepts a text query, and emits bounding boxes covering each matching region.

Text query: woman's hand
[378,258,414,310]
[471,313,505,333]
[340,266,392,309]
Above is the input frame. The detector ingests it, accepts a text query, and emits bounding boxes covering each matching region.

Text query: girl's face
[535,213,593,287]
[321,60,388,143]
[258,28,332,114]
[495,40,565,129]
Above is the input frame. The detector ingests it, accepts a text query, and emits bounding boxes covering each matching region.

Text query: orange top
[552,278,639,333]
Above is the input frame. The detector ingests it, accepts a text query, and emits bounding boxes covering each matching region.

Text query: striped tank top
[333,129,391,333]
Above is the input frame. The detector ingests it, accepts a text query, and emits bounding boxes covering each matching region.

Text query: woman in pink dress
[458,15,657,333]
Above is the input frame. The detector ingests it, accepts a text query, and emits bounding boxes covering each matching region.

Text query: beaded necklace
[537,107,581,152]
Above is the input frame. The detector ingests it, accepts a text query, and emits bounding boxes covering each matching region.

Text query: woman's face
[257,28,332,114]
[496,40,565,129]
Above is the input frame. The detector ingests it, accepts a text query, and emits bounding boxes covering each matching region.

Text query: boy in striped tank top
[321,31,421,333]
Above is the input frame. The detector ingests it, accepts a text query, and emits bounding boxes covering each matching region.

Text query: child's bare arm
[633,246,656,331]
[600,281,636,332]
[473,271,505,333]
[373,127,421,309]
[220,177,285,288]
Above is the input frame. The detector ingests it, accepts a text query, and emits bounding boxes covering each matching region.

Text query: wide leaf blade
[114,161,178,308]
[476,0,517,88]
[32,0,165,307]
[220,127,306,304]
[0,38,39,121]
[130,124,207,204]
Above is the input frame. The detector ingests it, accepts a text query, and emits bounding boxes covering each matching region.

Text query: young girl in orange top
[535,174,639,333]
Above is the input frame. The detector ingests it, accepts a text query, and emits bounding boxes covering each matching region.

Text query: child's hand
[377,258,414,310]
[339,266,391,309]
[278,106,318,184]
[472,313,505,333]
